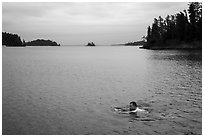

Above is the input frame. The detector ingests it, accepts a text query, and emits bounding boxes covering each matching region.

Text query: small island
[86,42,95,46]
[26,39,60,46]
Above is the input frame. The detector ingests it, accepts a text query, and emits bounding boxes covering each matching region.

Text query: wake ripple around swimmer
[111,103,160,123]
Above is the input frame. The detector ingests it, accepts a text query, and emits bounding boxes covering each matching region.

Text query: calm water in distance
[2,46,202,135]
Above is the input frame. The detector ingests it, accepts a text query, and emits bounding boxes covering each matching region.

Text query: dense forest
[26,39,60,46]
[143,2,202,49]
[2,32,25,47]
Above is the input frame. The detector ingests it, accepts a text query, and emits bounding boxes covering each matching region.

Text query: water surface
[2,46,202,135]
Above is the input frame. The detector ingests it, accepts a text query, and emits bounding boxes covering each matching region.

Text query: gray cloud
[2,2,188,45]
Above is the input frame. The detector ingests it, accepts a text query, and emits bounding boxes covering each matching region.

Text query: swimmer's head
[129,101,137,111]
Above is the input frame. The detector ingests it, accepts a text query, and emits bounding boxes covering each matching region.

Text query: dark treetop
[2,32,25,47]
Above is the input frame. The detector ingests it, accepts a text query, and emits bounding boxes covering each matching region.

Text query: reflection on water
[2,46,202,135]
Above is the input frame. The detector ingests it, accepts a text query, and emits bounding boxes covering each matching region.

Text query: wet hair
[130,101,137,107]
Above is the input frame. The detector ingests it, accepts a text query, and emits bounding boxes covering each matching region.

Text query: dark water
[2,46,202,135]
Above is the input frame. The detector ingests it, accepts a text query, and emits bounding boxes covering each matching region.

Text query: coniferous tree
[165,15,171,40]
[176,12,187,41]
[151,18,160,45]
[146,26,152,47]
[188,2,202,40]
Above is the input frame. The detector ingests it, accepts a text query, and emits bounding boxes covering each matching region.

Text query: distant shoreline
[140,41,202,50]
[140,46,202,50]
[111,44,141,46]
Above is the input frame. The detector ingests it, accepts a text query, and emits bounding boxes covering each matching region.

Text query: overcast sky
[3,2,189,45]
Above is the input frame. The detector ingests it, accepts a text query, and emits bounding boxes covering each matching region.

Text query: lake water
[2,46,202,135]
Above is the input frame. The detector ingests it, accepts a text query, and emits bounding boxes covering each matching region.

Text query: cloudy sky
[3,2,189,45]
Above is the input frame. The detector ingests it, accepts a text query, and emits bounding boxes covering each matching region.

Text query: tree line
[2,32,25,46]
[144,2,202,49]
[2,32,60,47]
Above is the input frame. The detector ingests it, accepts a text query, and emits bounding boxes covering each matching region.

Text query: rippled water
[2,46,202,135]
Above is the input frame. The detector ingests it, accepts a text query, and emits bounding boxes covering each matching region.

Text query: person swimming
[114,101,147,114]
[129,101,147,114]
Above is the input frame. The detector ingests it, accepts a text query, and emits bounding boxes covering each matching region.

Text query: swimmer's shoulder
[136,108,149,114]
[137,108,146,111]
